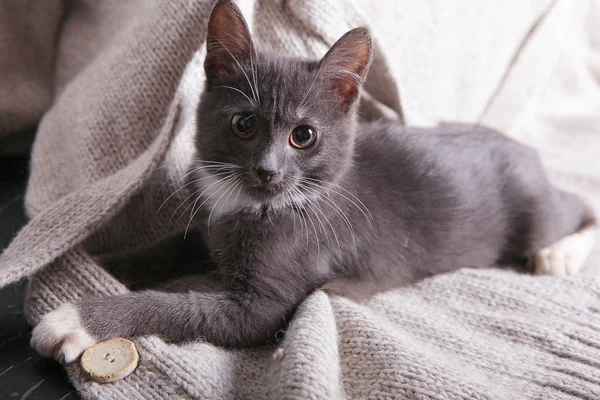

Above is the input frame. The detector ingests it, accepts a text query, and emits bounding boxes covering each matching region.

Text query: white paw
[30,304,97,363]
[534,226,596,276]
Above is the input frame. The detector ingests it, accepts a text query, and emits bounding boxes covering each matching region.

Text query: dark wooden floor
[0,156,77,400]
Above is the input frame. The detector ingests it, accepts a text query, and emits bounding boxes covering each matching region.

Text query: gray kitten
[32,0,597,362]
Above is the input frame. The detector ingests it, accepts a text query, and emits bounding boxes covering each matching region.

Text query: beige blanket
[1,0,599,398]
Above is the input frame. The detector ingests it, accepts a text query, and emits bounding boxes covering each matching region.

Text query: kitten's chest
[204,211,280,262]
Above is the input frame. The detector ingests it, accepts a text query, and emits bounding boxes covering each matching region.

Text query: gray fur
[78,0,590,347]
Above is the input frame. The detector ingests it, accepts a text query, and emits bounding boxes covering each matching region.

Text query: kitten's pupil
[290,125,317,149]
[232,113,257,138]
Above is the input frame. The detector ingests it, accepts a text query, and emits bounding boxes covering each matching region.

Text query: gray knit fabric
[1,0,600,399]
[23,254,600,399]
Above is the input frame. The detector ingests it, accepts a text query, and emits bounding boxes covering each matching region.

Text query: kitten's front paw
[31,303,98,363]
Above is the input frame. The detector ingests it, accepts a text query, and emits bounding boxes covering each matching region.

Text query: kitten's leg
[32,272,222,362]
[157,274,223,293]
[31,286,301,363]
[534,220,597,276]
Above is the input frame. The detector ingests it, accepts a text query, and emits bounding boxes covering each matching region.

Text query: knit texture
[0,0,63,139]
[1,0,600,399]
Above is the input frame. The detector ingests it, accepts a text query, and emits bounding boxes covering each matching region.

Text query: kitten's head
[194,0,372,211]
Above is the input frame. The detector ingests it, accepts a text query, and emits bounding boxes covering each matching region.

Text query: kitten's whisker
[322,194,355,236]
[296,187,326,246]
[177,165,234,183]
[302,178,375,227]
[155,162,227,194]
[210,35,258,104]
[188,174,239,222]
[170,164,238,190]
[306,205,320,262]
[149,163,172,173]
[301,99,343,111]
[297,190,321,258]
[216,176,243,225]
[300,210,309,248]
[192,161,244,173]
[324,195,356,247]
[301,183,354,232]
[301,183,356,248]
[303,195,327,239]
[187,167,240,178]
[285,192,297,232]
[300,184,341,253]
[185,174,239,238]
[232,177,244,210]
[193,160,242,167]
[207,176,242,235]
[213,86,255,107]
[298,60,325,111]
[166,171,235,222]
[250,52,260,104]
[304,180,377,241]
[183,164,241,183]
[305,178,373,219]
[285,192,294,229]
[150,160,215,183]
[215,178,241,222]
[176,173,236,224]
[158,170,233,214]
[291,187,310,247]
[159,175,220,215]
[169,186,202,223]
[217,31,259,103]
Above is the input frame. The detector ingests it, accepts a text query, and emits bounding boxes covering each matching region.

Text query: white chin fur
[197,170,311,222]
[30,303,97,363]
[196,170,255,223]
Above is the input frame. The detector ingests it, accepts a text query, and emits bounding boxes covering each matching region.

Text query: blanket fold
[1,0,599,398]
[0,0,63,139]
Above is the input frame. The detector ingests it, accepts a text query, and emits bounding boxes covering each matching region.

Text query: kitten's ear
[320,27,372,112]
[205,0,255,84]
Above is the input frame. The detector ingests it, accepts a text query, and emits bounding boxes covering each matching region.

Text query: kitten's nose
[255,167,277,183]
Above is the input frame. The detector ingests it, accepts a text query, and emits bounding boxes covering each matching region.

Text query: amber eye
[231,113,257,138]
[290,125,317,149]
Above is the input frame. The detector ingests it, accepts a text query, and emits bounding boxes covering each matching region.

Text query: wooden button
[81,338,139,383]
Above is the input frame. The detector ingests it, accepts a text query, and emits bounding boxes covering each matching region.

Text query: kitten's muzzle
[255,167,278,183]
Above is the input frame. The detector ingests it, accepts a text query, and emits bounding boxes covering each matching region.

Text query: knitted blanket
[1,0,600,398]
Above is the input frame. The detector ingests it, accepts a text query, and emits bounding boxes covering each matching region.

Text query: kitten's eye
[231,113,257,138]
[290,125,317,149]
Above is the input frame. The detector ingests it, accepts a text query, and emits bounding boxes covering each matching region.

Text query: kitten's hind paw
[31,303,97,363]
[534,222,597,276]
